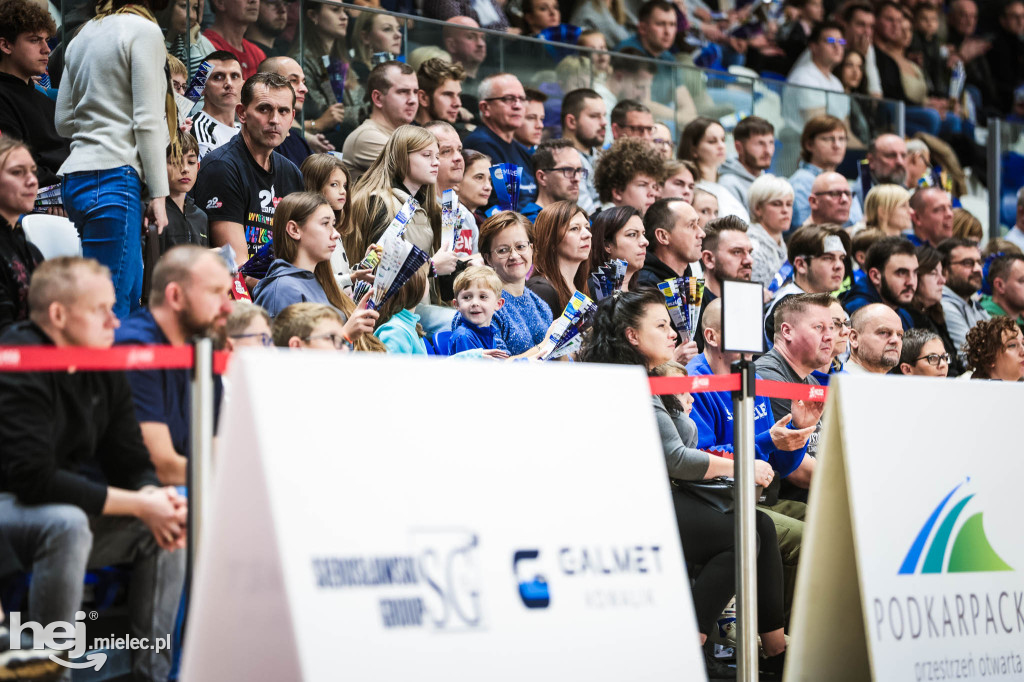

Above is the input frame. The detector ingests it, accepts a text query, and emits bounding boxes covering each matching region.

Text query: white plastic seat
[21,214,82,260]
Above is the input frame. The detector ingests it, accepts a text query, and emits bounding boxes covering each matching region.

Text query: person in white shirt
[191,50,242,159]
[785,21,850,133]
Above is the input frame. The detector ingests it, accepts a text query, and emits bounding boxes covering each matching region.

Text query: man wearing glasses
[609,99,655,142]
[463,73,538,211]
[898,328,950,377]
[846,303,904,374]
[938,237,990,360]
[784,21,851,134]
[520,139,584,222]
[806,172,853,227]
[116,246,233,487]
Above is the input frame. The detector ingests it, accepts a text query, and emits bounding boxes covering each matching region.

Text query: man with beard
[245,0,287,57]
[341,61,420,185]
[757,292,836,504]
[415,58,465,127]
[857,133,908,204]
[193,72,303,266]
[846,303,904,373]
[561,88,607,213]
[116,247,233,486]
[718,116,776,209]
[939,237,989,359]
[695,216,754,352]
[842,236,918,331]
[906,187,954,247]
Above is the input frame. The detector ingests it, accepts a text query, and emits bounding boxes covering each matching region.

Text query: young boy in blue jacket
[449,266,510,356]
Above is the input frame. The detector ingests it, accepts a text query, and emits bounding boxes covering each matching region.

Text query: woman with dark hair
[833,48,870,147]
[526,200,591,314]
[678,118,749,223]
[587,205,647,295]
[908,245,963,375]
[965,317,1024,381]
[579,289,788,675]
[458,150,493,228]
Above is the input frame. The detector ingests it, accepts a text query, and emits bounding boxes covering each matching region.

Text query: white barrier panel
[181,352,705,681]
[786,375,1024,682]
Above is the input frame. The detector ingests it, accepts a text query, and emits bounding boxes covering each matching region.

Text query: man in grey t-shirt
[757,292,834,505]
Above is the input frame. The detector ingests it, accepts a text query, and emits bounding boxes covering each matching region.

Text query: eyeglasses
[483,95,527,105]
[652,138,673,148]
[621,124,655,135]
[831,318,852,332]
[949,258,980,269]
[814,189,852,199]
[491,242,533,258]
[824,36,847,45]
[303,333,353,351]
[916,353,950,366]
[542,167,588,180]
[229,332,273,346]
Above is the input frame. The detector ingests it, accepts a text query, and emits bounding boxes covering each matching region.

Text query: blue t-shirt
[462,124,537,211]
[115,308,191,459]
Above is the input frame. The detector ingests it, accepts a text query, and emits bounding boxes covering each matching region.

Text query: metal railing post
[988,117,1002,242]
[895,100,906,139]
[732,360,759,682]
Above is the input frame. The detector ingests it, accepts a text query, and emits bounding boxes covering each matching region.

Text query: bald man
[847,303,904,374]
[806,171,853,226]
[258,56,329,164]
[907,187,954,247]
[443,16,487,81]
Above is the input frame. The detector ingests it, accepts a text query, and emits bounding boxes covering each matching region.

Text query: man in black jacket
[0,257,186,682]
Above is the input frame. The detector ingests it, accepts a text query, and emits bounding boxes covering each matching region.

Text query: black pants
[672,487,786,636]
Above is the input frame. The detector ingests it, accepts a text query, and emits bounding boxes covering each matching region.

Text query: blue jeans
[63,166,144,319]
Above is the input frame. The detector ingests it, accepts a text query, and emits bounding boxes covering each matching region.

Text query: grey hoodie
[252,259,331,318]
[717,157,760,208]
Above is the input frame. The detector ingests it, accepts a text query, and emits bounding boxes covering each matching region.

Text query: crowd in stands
[2,0,1024,677]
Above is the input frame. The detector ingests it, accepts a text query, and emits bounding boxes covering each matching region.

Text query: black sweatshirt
[0,72,71,187]
[0,322,159,514]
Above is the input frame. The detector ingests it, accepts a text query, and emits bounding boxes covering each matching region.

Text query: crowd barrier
[0,344,826,681]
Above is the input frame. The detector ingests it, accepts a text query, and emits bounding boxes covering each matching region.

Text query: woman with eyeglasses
[253,192,383,351]
[579,289,789,677]
[475,211,553,355]
[527,201,591,315]
[908,245,963,375]
[586,206,647,296]
[747,174,795,288]
[964,316,1024,381]
[898,328,950,377]
[678,118,749,224]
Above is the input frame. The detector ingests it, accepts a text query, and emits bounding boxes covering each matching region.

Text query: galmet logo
[899,478,1012,575]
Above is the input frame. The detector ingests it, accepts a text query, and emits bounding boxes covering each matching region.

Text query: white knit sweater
[56,13,170,197]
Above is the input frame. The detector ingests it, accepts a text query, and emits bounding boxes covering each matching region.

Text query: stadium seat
[21,214,82,260]
[432,330,452,356]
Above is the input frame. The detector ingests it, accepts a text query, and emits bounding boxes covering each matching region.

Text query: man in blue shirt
[614,0,677,104]
[116,246,233,486]
[463,73,537,211]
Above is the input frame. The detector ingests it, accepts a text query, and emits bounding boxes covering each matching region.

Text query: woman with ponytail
[253,191,383,350]
[56,0,181,319]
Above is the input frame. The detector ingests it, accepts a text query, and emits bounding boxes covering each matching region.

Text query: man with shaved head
[443,16,487,81]
[847,303,904,373]
[806,171,853,227]
[906,187,954,247]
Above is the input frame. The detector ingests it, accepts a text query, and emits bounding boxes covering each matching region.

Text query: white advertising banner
[787,375,1024,682]
[181,352,705,681]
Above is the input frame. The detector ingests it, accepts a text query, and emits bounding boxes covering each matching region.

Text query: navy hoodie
[840,275,915,331]
[253,259,331,318]
[684,354,806,478]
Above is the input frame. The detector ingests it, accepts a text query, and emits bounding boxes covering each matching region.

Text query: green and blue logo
[899,478,1012,575]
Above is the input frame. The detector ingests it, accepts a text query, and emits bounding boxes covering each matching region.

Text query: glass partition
[989,119,1024,236]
